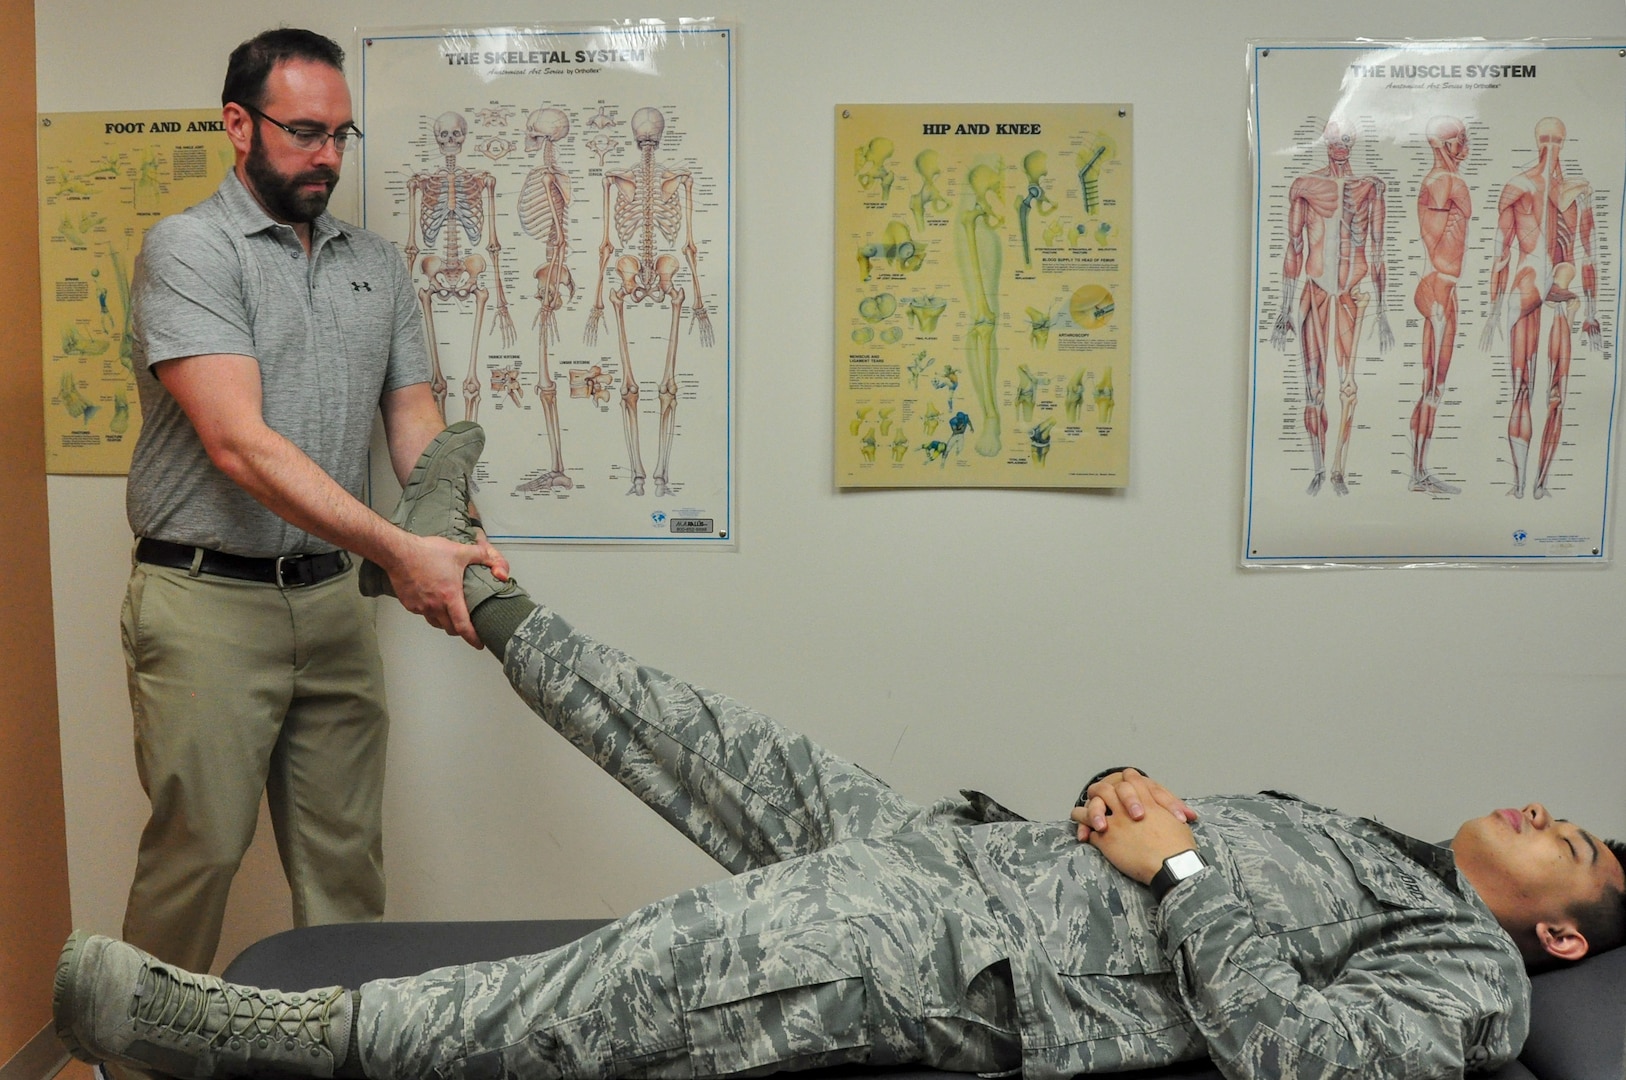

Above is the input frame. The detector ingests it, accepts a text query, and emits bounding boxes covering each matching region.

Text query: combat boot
[358,420,486,596]
[54,932,352,1080]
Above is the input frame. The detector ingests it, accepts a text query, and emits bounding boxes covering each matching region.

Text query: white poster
[1244,41,1624,565]
[359,23,735,545]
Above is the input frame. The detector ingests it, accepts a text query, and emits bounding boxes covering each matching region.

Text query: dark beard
[244,126,338,223]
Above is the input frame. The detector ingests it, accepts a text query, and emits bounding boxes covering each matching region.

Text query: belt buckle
[275,555,307,589]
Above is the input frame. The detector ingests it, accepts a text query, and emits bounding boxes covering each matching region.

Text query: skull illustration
[630,107,666,150]
[434,112,468,157]
[525,108,570,152]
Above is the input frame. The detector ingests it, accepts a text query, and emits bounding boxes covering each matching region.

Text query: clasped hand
[1069,768,1198,886]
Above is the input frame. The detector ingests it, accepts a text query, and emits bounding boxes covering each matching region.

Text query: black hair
[1571,837,1626,959]
[222,28,345,110]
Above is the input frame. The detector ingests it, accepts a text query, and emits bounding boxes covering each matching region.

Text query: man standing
[121,28,506,973]
[1271,117,1394,496]
[1481,116,1603,500]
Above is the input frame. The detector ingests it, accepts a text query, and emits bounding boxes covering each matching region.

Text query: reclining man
[57,423,1626,1080]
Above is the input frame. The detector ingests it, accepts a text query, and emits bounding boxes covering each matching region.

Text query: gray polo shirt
[127,169,429,556]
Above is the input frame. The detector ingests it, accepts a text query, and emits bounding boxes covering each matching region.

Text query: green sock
[472,594,537,659]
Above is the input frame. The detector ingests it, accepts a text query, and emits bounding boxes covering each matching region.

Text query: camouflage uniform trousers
[357,606,1022,1080]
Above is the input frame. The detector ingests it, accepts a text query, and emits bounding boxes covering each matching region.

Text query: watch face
[1166,849,1205,879]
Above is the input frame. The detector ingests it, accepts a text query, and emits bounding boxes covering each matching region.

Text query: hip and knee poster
[834,103,1133,489]
[1245,41,1625,565]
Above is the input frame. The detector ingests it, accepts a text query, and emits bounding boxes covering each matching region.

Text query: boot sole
[360,421,484,597]
[53,931,100,1064]
[394,421,484,527]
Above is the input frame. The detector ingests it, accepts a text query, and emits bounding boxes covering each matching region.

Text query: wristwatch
[1150,848,1207,902]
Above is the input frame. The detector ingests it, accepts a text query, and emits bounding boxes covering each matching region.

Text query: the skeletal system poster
[1245,41,1625,565]
[36,110,230,474]
[834,103,1132,488]
[359,23,734,545]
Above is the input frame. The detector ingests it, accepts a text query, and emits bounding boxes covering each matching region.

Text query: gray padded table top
[223,921,1623,1080]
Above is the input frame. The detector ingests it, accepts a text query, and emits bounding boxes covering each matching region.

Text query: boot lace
[132,963,342,1049]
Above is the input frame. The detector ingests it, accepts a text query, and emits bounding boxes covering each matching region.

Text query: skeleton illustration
[909,149,950,232]
[855,137,897,202]
[515,107,577,493]
[1018,151,1057,265]
[404,111,516,421]
[955,157,1006,456]
[584,106,622,167]
[584,106,714,496]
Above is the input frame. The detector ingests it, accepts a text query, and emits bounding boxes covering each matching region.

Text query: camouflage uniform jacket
[953,788,1530,1076]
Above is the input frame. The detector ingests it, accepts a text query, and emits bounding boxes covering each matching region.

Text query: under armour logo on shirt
[352,281,372,291]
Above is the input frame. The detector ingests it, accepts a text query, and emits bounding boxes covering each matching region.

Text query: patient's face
[1452,803,1623,936]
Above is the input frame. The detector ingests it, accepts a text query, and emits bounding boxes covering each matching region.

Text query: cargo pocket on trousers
[462,1009,616,1080]
[673,920,873,1076]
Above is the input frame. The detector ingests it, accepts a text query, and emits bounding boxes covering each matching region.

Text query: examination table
[221,919,1626,1080]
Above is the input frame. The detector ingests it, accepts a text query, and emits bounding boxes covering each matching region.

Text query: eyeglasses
[243,104,363,153]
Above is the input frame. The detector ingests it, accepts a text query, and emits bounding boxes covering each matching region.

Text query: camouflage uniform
[358,607,1529,1080]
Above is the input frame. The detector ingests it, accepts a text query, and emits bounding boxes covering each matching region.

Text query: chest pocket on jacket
[1231,820,1439,983]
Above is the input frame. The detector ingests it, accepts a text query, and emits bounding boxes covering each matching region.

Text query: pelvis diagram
[399,103,714,497]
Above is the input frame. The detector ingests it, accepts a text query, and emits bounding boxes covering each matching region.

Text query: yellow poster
[37,110,230,474]
[835,103,1132,488]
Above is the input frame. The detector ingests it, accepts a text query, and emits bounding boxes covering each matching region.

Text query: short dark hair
[222,28,345,110]
[1571,838,1626,959]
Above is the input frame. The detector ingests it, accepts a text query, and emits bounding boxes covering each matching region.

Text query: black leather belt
[136,538,350,588]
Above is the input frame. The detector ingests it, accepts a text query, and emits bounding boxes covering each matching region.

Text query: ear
[1535,919,1590,963]
[222,103,255,159]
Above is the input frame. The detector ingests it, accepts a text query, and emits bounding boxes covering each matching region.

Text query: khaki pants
[120,557,388,971]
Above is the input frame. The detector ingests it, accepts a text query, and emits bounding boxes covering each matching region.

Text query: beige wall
[40,0,1626,962]
[3,0,72,1058]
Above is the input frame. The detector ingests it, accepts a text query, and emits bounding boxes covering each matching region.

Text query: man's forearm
[205,418,410,567]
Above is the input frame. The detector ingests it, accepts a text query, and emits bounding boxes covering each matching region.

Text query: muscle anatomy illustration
[1409,117,1472,495]
[405,111,517,421]
[515,107,578,493]
[584,106,714,496]
[955,157,1006,457]
[1480,117,1604,500]
[1270,117,1393,496]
